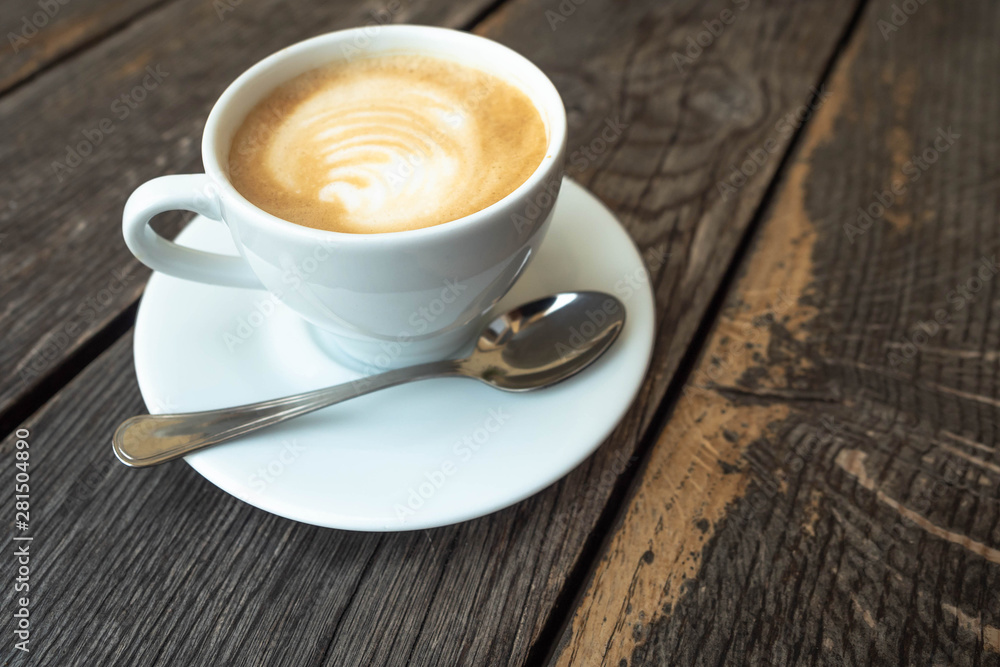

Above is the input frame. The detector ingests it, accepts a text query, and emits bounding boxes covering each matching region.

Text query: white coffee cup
[123,25,567,369]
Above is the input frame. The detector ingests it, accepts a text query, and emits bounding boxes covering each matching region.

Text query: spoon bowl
[463,292,625,391]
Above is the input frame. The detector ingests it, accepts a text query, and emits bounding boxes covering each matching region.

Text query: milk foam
[229,55,547,234]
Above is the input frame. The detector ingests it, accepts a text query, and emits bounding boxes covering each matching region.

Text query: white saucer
[133,178,655,531]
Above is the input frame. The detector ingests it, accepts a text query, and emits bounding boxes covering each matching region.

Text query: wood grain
[0,0,497,426]
[0,0,168,94]
[553,0,1000,664]
[1,0,862,664]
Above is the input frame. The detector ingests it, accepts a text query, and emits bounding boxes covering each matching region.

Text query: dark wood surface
[1,0,996,665]
[553,0,1000,665]
[0,0,166,93]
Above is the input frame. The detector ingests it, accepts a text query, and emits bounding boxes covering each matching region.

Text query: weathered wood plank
[1,0,860,664]
[0,0,168,94]
[1,334,392,665]
[553,0,1000,664]
[0,0,497,425]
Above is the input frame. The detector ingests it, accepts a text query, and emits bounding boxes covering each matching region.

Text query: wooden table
[2,0,998,664]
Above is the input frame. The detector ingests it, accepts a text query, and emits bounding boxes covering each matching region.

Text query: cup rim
[202,25,567,243]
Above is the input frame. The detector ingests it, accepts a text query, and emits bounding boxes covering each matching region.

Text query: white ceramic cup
[123,25,567,370]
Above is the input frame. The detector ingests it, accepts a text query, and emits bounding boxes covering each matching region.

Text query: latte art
[229,55,548,234]
[288,87,470,229]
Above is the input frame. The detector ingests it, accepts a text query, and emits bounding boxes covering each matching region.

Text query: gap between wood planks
[1,0,517,101]
[0,0,515,444]
[0,0,178,99]
[521,0,873,663]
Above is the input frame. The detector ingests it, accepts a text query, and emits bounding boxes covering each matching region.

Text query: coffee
[228,54,547,234]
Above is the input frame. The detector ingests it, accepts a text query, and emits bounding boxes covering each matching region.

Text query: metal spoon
[113,291,626,467]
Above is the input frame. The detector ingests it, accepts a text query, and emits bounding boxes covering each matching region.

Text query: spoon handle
[113,360,460,467]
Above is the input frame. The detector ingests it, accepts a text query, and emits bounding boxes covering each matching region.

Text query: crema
[228,54,547,234]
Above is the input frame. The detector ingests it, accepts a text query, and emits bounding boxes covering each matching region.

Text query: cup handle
[122,174,262,289]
